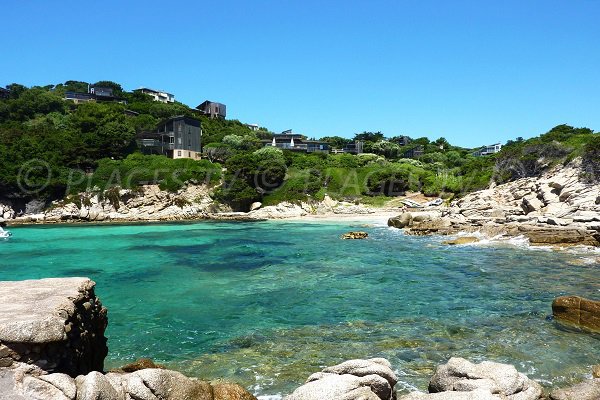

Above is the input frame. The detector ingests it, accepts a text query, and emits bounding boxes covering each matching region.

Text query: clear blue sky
[2,0,599,147]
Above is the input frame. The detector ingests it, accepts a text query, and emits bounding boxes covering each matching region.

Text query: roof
[157,115,201,127]
[196,100,225,109]
[135,87,174,96]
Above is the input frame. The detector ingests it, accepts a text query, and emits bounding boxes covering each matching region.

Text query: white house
[135,87,175,103]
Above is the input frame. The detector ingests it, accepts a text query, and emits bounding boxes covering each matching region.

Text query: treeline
[1,80,598,212]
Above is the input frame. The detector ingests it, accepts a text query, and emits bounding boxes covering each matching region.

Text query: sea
[1,220,599,398]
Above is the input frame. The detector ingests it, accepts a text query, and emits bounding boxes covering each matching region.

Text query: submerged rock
[286,358,397,400]
[341,231,369,240]
[552,295,600,333]
[442,237,479,245]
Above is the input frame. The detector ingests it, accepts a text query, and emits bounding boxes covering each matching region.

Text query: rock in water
[113,358,165,372]
[286,358,397,400]
[388,213,413,228]
[442,237,479,245]
[341,231,369,240]
[552,295,600,333]
[550,378,600,400]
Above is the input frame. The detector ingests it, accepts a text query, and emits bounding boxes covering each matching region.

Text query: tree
[320,136,351,149]
[354,131,384,142]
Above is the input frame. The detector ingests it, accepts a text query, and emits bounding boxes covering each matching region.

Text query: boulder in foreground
[0,277,107,376]
[399,357,542,400]
[286,358,397,400]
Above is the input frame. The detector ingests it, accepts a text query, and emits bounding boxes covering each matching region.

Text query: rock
[250,202,262,211]
[321,358,398,389]
[75,371,121,400]
[442,237,479,245]
[552,295,600,333]
[549,378,600,400]
[113,358,165,373]
[593,365,600,379]
[341,231,369,240]
[286,358,396,400]
[212,382,258,400]
[39,373,77,399]
[426,358,542,400]
[286,373,385,400]
[388,213,413,229]
[0,278,108,376]
[398,389,499,400]
[22,375,74,400]
[129,369,213,400]
[518,225,600,247]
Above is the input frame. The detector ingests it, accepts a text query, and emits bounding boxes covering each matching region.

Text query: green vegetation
[0,81,598,212]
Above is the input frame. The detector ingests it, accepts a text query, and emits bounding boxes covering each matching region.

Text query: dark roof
[157,115,201,128]
[0,87,10,93]
[196,100,225,109]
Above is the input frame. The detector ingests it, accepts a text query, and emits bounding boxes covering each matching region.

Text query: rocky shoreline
[388,159,600,248]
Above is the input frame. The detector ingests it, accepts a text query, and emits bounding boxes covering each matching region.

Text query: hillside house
[137,115,202,159]
[135,87,175,103]
[196,101,226,119]
[473,143,502,156]
[263,131,329,153]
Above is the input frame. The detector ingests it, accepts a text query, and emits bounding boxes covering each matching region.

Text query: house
[0,87,10,99]
[395,136,412,146]
[135,87,175,103]
[262,131,329,153]
[137,115,202,159]
[64,85,124,104]
[331,141,364,154]
[89,86,114,98]
[196,100,226,119]
[473,143,502,156]
[403,145,424,158]
[245,123,260,131]
[64,91,95,104]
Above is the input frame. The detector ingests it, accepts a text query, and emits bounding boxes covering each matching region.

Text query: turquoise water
[1,221,599,396]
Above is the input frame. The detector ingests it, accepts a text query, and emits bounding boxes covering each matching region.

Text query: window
[177,151,181,156]
[188,152,191,157]
[169,136,174,144]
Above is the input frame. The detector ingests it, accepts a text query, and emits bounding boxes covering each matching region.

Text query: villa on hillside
[196,100,226,119]
[263,130,330,153]
[136,115,202,159]
[134,87,175,103]
[403,145,424,158]
[331,141,364,154]
[473,143,502,156]
[64,85,125,104]
[245,123,260,131]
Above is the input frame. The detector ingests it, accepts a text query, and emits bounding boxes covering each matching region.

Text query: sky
[2,0,599,147]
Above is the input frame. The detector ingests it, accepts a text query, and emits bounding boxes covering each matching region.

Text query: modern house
[245,123,260,131]
[395,136,412,146]
[64,86,124,104]
[64,91,95,104]
[196,100,226,119]
[263,131,329,153]
[331,141,364,154]
[473,143,502,156]
[0,87,10,99]
[403,145,424,158]
[135,87,175,103]
[137,115,202,159]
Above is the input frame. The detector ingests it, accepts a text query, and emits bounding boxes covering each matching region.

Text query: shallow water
[1,221,599,396]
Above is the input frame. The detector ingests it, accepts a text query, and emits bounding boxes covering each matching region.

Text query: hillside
[1,81,599,215]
